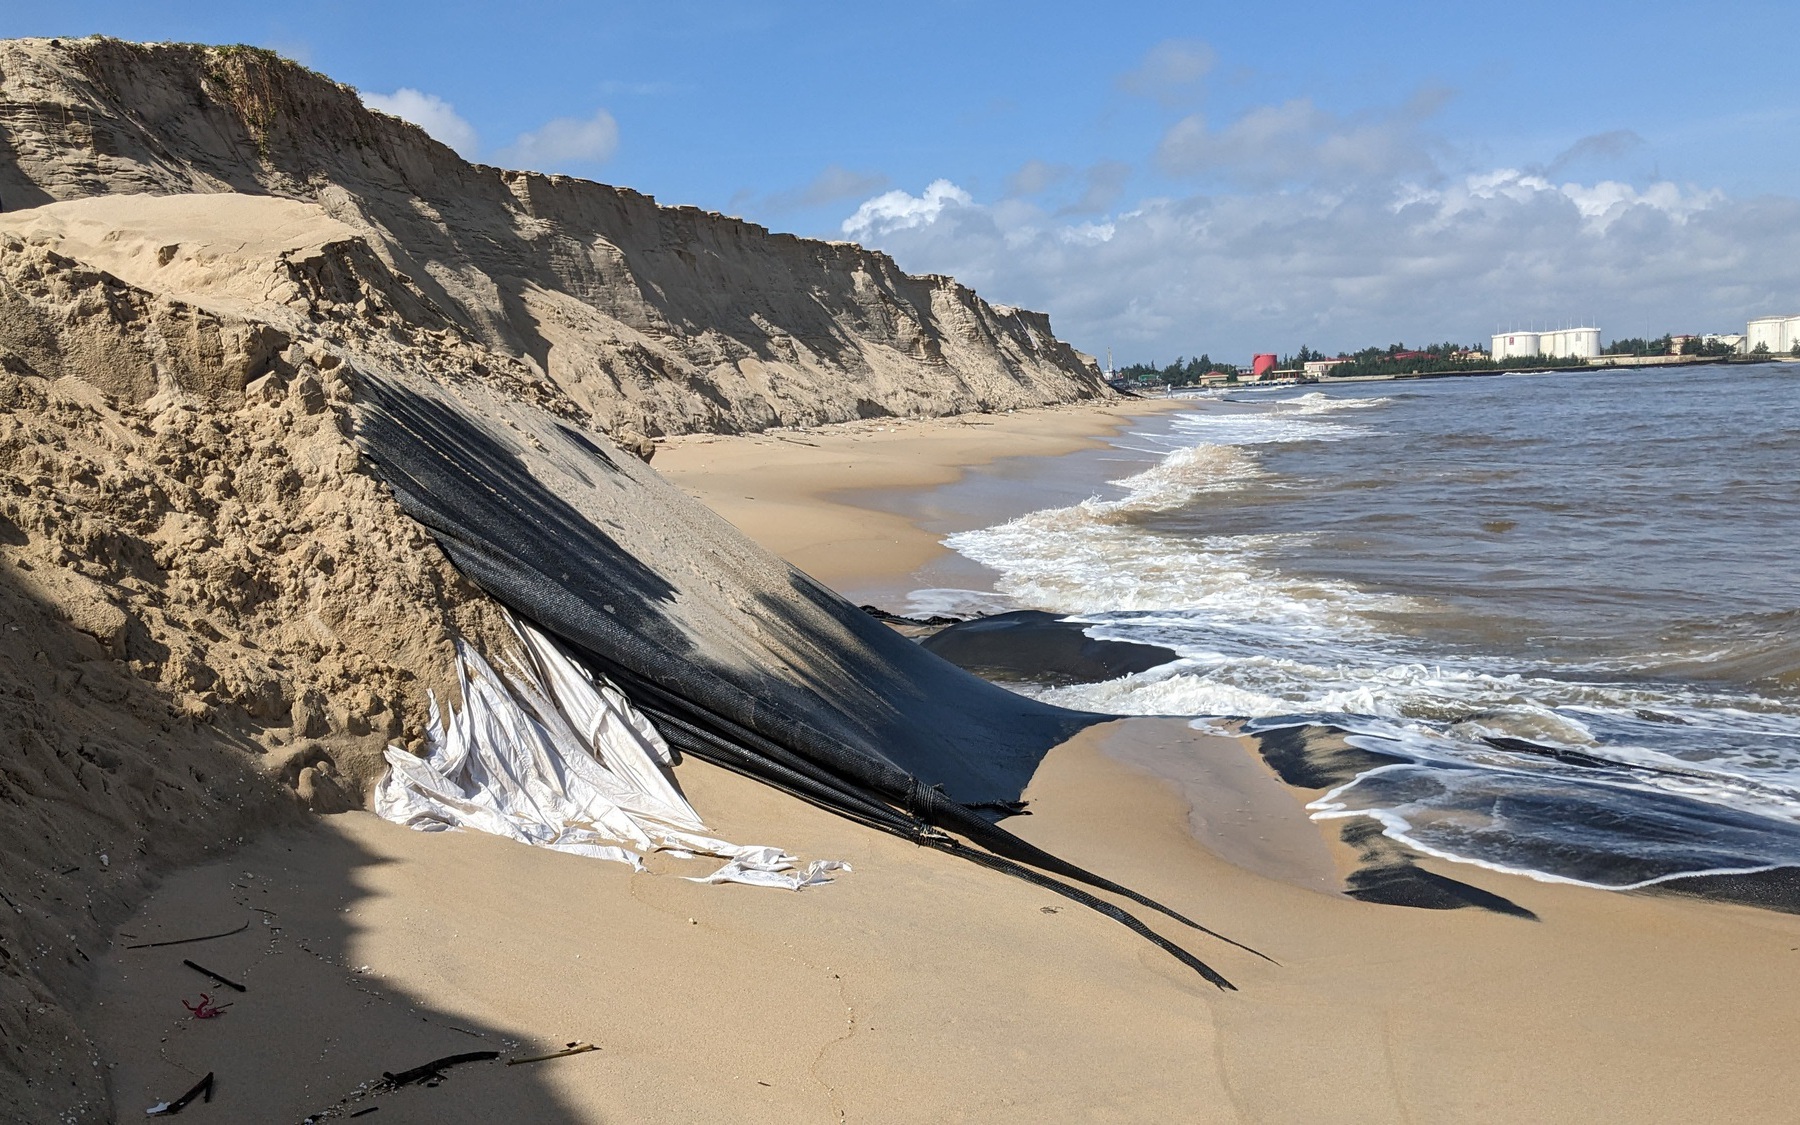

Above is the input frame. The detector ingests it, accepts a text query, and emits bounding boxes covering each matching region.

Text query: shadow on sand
[88,821,589,1123]
[0,544,583,1121]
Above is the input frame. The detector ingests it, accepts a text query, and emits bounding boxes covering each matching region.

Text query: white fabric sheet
[373,616,847,890]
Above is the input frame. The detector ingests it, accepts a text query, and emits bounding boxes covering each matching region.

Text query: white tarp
[374,616,847,889]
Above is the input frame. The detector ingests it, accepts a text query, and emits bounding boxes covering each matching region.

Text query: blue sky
[9,1,1800,362]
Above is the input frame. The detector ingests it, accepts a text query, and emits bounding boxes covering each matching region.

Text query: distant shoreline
[1294,353,1795,386]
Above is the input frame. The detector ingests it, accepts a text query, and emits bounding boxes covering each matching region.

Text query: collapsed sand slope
[0,187,1106,1119]
[0,36,1110,439]
[0,193,523,1117]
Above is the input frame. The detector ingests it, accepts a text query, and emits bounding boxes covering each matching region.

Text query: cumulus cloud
[839,169,1796,360]
[836,72,1792,362]
[841,179,974,240]
[1157,89,1447,185]
[1062,161,1133,215]
[1117,39,1215,106]
[361,88,478,157]
[497,109,620,171]
[1399,170,1721,233]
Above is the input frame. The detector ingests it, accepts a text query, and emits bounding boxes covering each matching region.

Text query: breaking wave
[920,382,1800,891]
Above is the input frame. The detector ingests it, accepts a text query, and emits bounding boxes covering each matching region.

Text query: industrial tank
[1541,327,1600,359]
[1747,315,1799,353]
[1492,332,1540,361]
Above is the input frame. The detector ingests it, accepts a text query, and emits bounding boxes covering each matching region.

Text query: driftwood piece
[182,959,247,992]
[507,1041,597,1066]
[380,1050,499,1087]
[125,921,249,949]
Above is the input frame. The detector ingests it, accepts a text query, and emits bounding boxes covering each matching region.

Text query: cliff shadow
[0,522,580,1121]
[86,819,589,1123]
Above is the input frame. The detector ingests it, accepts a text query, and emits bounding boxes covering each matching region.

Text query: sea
[892,363,1800,891]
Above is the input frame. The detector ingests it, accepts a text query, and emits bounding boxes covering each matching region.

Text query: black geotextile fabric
[354,375,1260,987]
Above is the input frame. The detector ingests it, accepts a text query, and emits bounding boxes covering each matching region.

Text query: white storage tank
[1747,315,1800,353]
[1492,332,1540,361]
[1546,327,1600,359]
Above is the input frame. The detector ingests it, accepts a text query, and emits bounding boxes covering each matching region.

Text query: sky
[8,1,1800,363]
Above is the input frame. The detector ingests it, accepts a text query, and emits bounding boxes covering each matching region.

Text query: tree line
[1113,332,1776,387]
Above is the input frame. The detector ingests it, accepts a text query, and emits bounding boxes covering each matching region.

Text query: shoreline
[90,396,1800,1121]
[654,396,1191,594]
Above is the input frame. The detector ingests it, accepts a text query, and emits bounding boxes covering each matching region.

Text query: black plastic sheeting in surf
[353,374,1266,988]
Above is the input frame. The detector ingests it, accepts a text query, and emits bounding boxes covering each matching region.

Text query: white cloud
[1117,39,1215,106]
[1063,161,1133,215]
[1059,221,1116,245]
[1157,92,1445,185]
[497,109,620,172]
[833,78,1791,363]
[839,171,1799,361]
[840,179,973,240]
[1006,159,1071,197]
[361,88,479,157]
[1559,179,1721,229]
[1403,171,1722,233]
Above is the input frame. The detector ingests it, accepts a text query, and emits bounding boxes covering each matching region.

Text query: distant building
[1668,334,1697,354]
[1250,353,1277,379]
[1491,327,1600,361]
[1702,333,1746,353]
[1302,357,1351,378]
[1545,328,1601,358]
[1747,315,1800,353]
[1493,332,1539,361]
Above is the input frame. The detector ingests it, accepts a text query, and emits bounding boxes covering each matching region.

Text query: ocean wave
[1106,442,1263,512]
[1306,758,1800,891]
[1270,391,1393,414]
[947,516,1402,622]
[928,388,1800,891]
[1034,636,1800,764]
[1165,409,1370,447]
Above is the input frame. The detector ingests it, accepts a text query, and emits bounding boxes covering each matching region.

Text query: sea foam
[926,390,1800,891]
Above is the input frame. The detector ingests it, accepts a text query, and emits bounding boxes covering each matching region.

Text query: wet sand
[653,396,1191,594]
[91,400,1800,1122]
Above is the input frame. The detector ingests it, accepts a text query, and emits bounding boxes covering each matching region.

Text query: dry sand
[91,401,1800,1123]
[654,397,1190,591]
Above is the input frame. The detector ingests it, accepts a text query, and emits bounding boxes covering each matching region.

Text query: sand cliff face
[0,37,1108,440]
[0,37,1110,1117]
[0,192,535,1118]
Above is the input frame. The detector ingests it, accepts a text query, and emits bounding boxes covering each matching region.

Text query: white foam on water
[927,391,1800,888]
[944,435,1406,625]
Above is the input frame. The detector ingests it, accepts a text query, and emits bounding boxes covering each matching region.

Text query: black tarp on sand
[354,371,1255,986]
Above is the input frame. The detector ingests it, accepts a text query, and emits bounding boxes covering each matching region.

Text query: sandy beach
[653,397,1192,593]
[89,399,1800,1123]
[6,33,1794,1125]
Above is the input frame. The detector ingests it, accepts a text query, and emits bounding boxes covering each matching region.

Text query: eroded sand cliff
[0,36,1115,1118]
[0,37,1108,440]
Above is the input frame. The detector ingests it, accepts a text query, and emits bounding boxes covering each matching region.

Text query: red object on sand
[182,993,229,1019]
